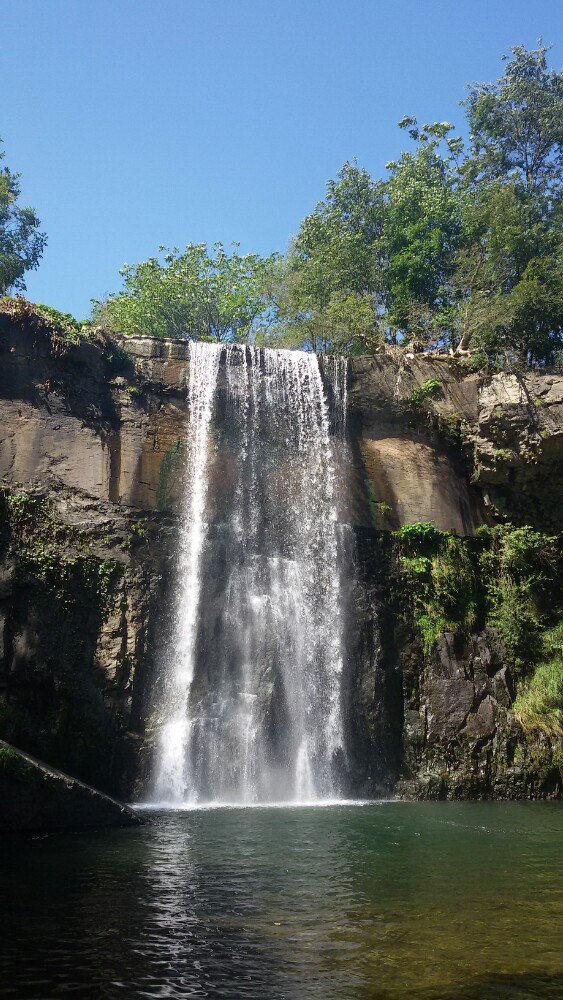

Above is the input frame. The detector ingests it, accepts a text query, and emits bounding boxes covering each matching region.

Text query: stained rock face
[475,373,563,530]
[349,352,563,534]
[348,352,484,534]
[0,740,143,832]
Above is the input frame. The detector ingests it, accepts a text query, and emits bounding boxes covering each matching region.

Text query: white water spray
[154,341,221,801]
[153,344,349,805]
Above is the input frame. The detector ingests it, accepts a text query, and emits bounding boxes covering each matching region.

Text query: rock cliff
[0,305,561,801]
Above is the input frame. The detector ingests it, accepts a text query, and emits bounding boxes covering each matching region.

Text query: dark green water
[1,802,562,999]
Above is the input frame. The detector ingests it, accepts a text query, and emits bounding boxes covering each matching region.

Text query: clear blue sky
[2,0,560,318]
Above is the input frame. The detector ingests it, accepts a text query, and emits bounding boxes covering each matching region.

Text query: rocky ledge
[0,740,143,832]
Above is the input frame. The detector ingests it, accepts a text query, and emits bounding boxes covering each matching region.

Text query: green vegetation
[395,523,478,652]
[105,341,132,374]
[396,521,563,732]
[478,524,560,668]
[514,625,563,737]
[157,440,184,510]
[0,296,92,354]
[0,744,58,787]
[277,44,562,363]
[409,379,443,407]
[2,488,122,611]
[92,243,278,342]
[0,139,47,295]
[0,745,44,784]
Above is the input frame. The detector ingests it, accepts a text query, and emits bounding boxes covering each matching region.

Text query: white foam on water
[136,798,386,812]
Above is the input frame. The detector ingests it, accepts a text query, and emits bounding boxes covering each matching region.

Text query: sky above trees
[1,0,561,318]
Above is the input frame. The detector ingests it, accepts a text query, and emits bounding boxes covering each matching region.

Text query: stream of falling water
[152,343,349,806]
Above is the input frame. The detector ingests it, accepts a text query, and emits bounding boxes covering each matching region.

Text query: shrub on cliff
[0,296,93,354]
[396,521,563,689]
[478,524,561,669]
[514,624,563,737]
[395,523,479,652]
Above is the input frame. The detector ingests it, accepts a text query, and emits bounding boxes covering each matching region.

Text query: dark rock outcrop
[474,372,563,531]
[397,628,561,800]
[0,740,143,832]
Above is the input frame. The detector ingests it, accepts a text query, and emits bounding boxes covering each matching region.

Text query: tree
[450,181,562,363]
[259,279,378,354]
[93,243,279,341]
[463,42,562,196]
[277,162,386,353]
[290,161,386,305]
[283,135,462,352]
[0,139,47,295]
[280,44,561,364]
[451,45,563,363]
[383,120,462,345]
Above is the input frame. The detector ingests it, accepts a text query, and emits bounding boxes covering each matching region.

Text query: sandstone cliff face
[0,318,191,513]
[0,309,561,800]
[348,353,482,535]
[348,351,563,535]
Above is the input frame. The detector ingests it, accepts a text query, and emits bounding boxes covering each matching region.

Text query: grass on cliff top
[0,296,133,374]
[0,295,95,353]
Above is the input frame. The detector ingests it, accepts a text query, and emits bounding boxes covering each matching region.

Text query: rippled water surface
[1,802,562,998]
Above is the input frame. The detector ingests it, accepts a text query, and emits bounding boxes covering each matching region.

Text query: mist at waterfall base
[149,342,354,808]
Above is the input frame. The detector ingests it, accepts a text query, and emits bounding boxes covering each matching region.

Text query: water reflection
[1,803,562,998]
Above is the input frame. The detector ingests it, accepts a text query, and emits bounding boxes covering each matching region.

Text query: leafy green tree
[290,161,386,305]
[278,163,386,353]
[0,139,47,295]
[284,131,462,351]
[462,42,562,196]
[383,120,462,344]
[260,280,378,354]
[450,45,563,363]
[93,243,279,341]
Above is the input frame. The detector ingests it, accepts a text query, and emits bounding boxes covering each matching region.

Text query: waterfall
[153,343,350,805]
[154,341,222,801]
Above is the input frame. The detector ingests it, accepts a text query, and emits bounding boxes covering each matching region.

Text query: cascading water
[153,343,351,805]
[154,341,222,801]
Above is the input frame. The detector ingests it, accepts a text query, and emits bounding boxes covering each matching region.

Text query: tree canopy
[276,43,562,366]
[93,243,278,342]
[0,140,47,296]
[22,41,558,370]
